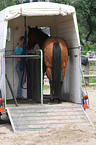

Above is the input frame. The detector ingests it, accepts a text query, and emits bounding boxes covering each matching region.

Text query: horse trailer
[0,2,81,110]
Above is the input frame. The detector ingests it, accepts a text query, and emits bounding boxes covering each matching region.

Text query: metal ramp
[6,103,94,133]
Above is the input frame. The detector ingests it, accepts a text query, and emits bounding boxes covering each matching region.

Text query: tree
[49,0,72,4]
[0,0,31,10]
[0,0,16,10]
[72,0,96,44]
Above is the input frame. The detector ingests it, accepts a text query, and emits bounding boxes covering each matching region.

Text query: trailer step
[6,103,94,133]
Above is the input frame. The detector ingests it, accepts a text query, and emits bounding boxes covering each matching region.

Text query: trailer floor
[6,100,94,133]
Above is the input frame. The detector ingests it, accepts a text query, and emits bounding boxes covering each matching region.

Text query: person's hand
[17,58,21,61]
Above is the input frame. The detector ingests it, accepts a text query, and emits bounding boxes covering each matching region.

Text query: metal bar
[11,113,85,118]
[5,74,18,106]
[87,83,96,85]
[13,119,90,125]
[13,121,91,126]
[3,51,6,108]
[82,83,96,85]
[83,75,96,77]
[9,110,84,113]
[7,108,16,133]
[40,50,43,105]
[80,67,89,107]
[81,107,95,128]
[88,58,96,62]
[5,55,40,58]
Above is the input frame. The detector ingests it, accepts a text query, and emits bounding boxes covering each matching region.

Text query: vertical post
[40,50,43,105]
[84,62,89,84]
[84,52,89,85]
[3,50,6,108]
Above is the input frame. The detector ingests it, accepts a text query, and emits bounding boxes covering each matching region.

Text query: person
[15,36,24,99]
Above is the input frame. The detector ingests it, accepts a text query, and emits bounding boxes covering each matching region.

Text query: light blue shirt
[15,46,23,55]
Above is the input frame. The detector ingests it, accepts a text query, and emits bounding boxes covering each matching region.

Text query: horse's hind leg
[49,79,54,102]
[57,80,63,103]
[57,73,64,103]
[49,72,62,103]
[46,70,54,102]
[50,79,62,103]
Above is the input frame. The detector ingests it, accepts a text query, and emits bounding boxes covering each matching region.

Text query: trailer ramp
[7,103,94,133]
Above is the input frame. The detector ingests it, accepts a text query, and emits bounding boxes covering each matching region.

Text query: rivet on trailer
[0,2,90,131]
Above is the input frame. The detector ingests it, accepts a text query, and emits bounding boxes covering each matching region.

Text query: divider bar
[5,55,40,58]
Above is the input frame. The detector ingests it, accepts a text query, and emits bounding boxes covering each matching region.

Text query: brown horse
[28,26,68,101]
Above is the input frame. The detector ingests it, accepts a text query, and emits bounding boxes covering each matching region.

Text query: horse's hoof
[58,98,62,103]
[50,98,54,103]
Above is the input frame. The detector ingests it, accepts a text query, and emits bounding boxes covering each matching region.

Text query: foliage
[72,0,96,44]
[0,0,15,10]
[43,85,50,89]
[82,42,96,52]
[0,0,31,10]
[50,0,72,4]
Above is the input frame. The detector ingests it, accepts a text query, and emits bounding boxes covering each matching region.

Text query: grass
[43,85,50,89]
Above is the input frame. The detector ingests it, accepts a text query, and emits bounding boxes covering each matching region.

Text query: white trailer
[0,2,81,108]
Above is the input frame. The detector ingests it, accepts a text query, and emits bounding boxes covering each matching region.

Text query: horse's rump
[43,37,68,80]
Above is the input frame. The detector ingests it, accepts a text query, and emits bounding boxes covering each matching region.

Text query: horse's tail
[52,42,61,97]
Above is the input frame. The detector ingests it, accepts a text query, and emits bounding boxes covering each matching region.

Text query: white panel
[57,20,74,29]
[8,17,25,51]
[58,31,77,39]
[72,13,80,46]
[26,16,56,28]
[0,9,6,21]
[69,49,81,103]
[0,21,7,49]
[57,26,75,33]
[6,58,14,99]
[66,40,80,49]
[61,49,81,103]
[0,51,3,80]
[0,36,4,49]
[56,15,80,48]
[0,50,6,100]
[56,15,73,23]
[6,18,25,99]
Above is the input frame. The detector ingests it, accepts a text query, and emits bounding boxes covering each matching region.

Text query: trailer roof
[2,2,75,21]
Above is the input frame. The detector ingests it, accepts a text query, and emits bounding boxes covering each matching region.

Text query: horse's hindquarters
[43,37,68,99]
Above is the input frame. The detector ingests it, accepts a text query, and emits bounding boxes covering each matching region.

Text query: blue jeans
[16,62,23,98]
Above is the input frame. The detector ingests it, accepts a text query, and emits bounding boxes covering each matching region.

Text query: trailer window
[39,27,51,36]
